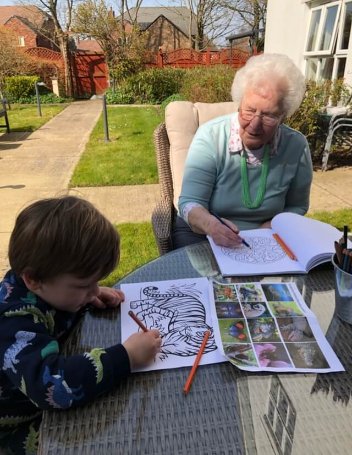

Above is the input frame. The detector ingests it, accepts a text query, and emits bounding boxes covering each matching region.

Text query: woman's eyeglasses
[239,108,282,126]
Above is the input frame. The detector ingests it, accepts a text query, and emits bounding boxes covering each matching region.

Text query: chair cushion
[165,101,237,209]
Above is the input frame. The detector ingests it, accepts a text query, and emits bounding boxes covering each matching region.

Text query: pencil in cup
[183,330,210,395]
[343,225,349,249]
[128,310,148,332]
[272,233,297,261]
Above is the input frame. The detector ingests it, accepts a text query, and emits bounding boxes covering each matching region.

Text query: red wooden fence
[26,47,108,97]
[26,47,253,97]
[146,48,254,69]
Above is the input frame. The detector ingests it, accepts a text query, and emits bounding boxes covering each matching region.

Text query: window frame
[304,1,352,81]
[304,1,341,56]
[336,0,352,53]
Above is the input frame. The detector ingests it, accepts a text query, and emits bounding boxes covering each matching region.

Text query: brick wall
[6,16,37,48]
[5,16,57,50]
[146,16,190,53]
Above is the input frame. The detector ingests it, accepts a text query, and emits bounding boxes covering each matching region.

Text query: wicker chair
[152,101,237,255]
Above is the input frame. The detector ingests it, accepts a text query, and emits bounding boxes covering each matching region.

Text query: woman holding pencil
[173,53,313,249]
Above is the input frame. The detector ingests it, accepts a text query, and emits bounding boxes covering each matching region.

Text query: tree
[37,0,75,97]
[72,0,147,79]
[0,26,37,93]
[72,0,121,68]
[173,0,266,49]
[221,0,267,50]
[184,0,236,50]
[19,1,76,97]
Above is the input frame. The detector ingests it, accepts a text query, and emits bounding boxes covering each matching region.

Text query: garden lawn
[100,222,158,287]
[70,105,161,186]
[6,104,68,131]
[308,208,352,231]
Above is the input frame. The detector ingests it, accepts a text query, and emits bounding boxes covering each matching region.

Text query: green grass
[308,208,352,231]
[5,104,68,132]
[100,222,158,287]
[70,106,162,186]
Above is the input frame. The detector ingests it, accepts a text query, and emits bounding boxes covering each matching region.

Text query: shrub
[15,93,68,104]
[110,58,143,84]
[130,67,185,104]
[3,75,39,101]
[105,87,134,104]
[179,66,235,103]
[286,79,352,162]
[106,67,185,104]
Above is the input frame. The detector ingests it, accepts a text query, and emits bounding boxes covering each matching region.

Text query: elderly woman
[173,53,312,249]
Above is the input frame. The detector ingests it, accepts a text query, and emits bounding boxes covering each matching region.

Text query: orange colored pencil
[128,310,148,332]
[272,233,297,261]
[183,330,210,395]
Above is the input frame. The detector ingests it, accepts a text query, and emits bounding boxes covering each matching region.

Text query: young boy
[0,196,161,454]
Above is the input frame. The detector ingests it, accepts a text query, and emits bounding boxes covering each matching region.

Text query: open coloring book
[208,212,346,276]
[120,277,344,374]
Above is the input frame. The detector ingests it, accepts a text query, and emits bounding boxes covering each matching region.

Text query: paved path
[1,99,352,276]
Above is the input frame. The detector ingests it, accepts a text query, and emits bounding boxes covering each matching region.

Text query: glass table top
[39,242,352,455]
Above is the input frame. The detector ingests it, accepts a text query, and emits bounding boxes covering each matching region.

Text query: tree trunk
[58,33,73,98]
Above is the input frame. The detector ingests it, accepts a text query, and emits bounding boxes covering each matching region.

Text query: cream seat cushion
[165,101,238,209]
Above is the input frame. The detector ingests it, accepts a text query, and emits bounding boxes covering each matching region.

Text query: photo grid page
[212,281,330,371]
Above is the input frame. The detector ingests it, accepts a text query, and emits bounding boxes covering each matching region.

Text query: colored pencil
[183,330,210,395]
[128,310,148,332]
[334,240,343,267]
[210,212,251,248]
[272,233,297,261]
[343,225,348,249]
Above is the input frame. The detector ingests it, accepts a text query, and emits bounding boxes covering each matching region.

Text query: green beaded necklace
[241,145,270,209]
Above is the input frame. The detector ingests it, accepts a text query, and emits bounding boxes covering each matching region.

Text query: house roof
[127,6,197,36]
[0,5,49,28]
[75,38,103,53]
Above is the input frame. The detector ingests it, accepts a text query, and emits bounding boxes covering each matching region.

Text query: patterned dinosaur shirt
[0,270,130,446]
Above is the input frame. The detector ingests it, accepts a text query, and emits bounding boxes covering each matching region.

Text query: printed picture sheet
[120,277,226,372]
[121,278,344,373]
[209,280,344,373]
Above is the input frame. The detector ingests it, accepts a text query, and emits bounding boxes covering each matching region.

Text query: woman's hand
[123,329,162,369]
[260,220,272,229]
[91,287,125,309]
[187,206,242,248]
[208,216,243,248]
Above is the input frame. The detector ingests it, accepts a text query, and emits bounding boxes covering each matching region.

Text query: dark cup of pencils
[332,254,352,324]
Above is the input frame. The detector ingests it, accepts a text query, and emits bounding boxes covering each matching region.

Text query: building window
[264,376,296,455]
[18,36,25,47]
[304,1,352,81]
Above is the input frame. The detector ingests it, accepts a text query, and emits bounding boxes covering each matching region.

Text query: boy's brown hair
[9,196,120,281]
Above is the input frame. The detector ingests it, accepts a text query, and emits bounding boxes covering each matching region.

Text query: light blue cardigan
[178,114,313,231]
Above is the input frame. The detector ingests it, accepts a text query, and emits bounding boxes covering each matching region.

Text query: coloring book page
[208,213,344,276]
[208,230,306,276]
[209,280,344,373]
[120,277,226,372]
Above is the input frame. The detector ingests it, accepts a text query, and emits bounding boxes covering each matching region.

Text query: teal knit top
[178,114,313,231]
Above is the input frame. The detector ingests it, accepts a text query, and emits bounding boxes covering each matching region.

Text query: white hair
[231,53,306,117]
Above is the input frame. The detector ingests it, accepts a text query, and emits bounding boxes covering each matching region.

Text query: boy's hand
[91,287,125,309]
[123,329,162,369]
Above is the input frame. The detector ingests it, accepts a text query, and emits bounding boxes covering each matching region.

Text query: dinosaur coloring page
[120,277,226,372]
